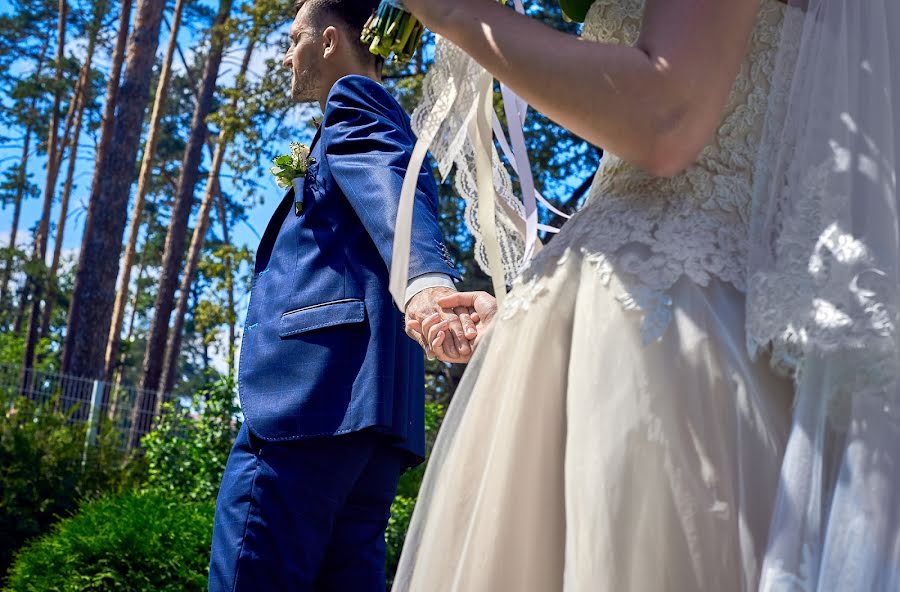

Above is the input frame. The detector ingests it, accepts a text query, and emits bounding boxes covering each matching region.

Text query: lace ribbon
[389,1,563,307]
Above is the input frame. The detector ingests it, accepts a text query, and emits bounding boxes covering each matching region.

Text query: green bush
[4,491,214,592]
[385,495,416,587]
[0,396,133,576]
[141,377,240,502]
[385,401,445,585]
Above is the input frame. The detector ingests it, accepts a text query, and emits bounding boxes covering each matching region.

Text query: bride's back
[523,0,789,334]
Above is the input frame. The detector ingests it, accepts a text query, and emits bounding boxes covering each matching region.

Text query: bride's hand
[428,291,498,363]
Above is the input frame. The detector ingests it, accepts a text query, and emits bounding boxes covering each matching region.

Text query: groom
[208,1,474,590]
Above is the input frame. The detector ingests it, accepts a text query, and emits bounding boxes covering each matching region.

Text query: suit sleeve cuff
[405,273,457,308]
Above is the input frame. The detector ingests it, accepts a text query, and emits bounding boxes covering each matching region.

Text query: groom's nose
[283,50,292,69]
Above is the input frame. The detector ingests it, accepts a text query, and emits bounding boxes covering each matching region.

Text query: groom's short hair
[293,0,383,69]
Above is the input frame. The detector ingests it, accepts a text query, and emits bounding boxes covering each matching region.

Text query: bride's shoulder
[581,0,786,46]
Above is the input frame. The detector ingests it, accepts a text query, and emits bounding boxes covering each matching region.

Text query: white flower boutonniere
[270,142,315,189]
[270,142,315,215]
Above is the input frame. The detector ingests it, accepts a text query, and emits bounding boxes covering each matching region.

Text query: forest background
[0,0,599,587]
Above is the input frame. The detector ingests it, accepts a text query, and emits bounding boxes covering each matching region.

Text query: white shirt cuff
[404,273,457,308]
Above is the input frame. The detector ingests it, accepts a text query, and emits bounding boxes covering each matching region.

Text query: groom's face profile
[284,2,323,102]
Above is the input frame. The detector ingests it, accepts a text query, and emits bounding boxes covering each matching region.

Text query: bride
[397,0,900,590]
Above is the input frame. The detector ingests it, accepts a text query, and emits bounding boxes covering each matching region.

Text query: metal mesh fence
[0,364,167,450]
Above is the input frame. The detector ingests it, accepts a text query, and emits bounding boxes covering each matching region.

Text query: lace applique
[501,0,787,341]
[746,154,900,410]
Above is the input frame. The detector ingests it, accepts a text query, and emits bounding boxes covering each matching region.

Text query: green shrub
[395,402,445,500]
[4,491,214,592]
[385,495,416,587]
[0,396,132,576]
[141,377,240,502]
[385,402,445,585]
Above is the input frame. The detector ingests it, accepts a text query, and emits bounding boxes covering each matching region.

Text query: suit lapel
[255,127,322,273]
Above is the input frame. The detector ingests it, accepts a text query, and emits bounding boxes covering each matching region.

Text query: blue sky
[0,0,315,267]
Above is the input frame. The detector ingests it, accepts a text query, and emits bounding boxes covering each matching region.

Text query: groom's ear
[321,25,339,61]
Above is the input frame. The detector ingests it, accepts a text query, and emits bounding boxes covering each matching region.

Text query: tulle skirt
[393,251,794,591]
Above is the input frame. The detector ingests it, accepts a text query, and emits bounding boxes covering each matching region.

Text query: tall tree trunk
[159,39,254,398]
[108,218,151,422]
[22,0,68,383]
[40,83,89,337]
[12,285,29,334]
[0,44,50,308]
[38,6,107,339]
[134,0,234,433]
[61,0,164,381]
[59,0,133,375]
[105,0,186,381]
[216,190,236,379]
[157,180,220,401]
[0,128,33,313]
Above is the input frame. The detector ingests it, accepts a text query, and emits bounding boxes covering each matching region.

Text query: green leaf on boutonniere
[269,142,315,190]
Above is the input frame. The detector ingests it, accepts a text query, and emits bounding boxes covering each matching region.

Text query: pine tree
[21,0,69,384]
[104,0,187,381]
[61,0,165,380]
[159,37,257,398]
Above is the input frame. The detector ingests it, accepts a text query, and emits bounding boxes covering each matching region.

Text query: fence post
[81,380,104,469]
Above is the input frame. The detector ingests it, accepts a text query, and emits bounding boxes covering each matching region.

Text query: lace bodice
[504,0,787,342]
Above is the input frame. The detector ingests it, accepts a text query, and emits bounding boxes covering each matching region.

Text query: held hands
[405,289,498,364]
[405,287,477,363]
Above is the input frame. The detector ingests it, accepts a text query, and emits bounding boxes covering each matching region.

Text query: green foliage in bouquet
[361,1,425,65]
[142,377,241,503]
[4,491,214,592]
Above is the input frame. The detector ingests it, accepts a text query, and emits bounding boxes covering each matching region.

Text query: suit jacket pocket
[278,298,366,338]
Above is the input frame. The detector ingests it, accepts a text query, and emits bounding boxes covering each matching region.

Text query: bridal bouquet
[270,142,314,189]
[360,0,425,65]
[360,0,593,67]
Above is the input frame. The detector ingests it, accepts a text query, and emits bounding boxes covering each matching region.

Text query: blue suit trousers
[208,424,406,591]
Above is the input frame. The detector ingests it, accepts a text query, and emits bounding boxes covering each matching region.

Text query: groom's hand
[405,287,476,361]
[430,291,498,358]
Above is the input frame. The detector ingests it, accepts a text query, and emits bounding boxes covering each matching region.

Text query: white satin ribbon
[473,73,509,305]
[389,139,432,307]
[491,113,572,221]
[500,83,539,266]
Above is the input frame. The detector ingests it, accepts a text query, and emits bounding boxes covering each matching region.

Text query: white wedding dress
[393,2,795,590]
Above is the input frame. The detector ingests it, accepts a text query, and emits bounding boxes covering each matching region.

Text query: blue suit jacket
[238,75,458,460]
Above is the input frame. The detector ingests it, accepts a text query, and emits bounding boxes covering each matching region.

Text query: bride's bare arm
[403,0,761,177]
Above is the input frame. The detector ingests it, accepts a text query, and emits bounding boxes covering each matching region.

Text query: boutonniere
[270,142,315,215]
